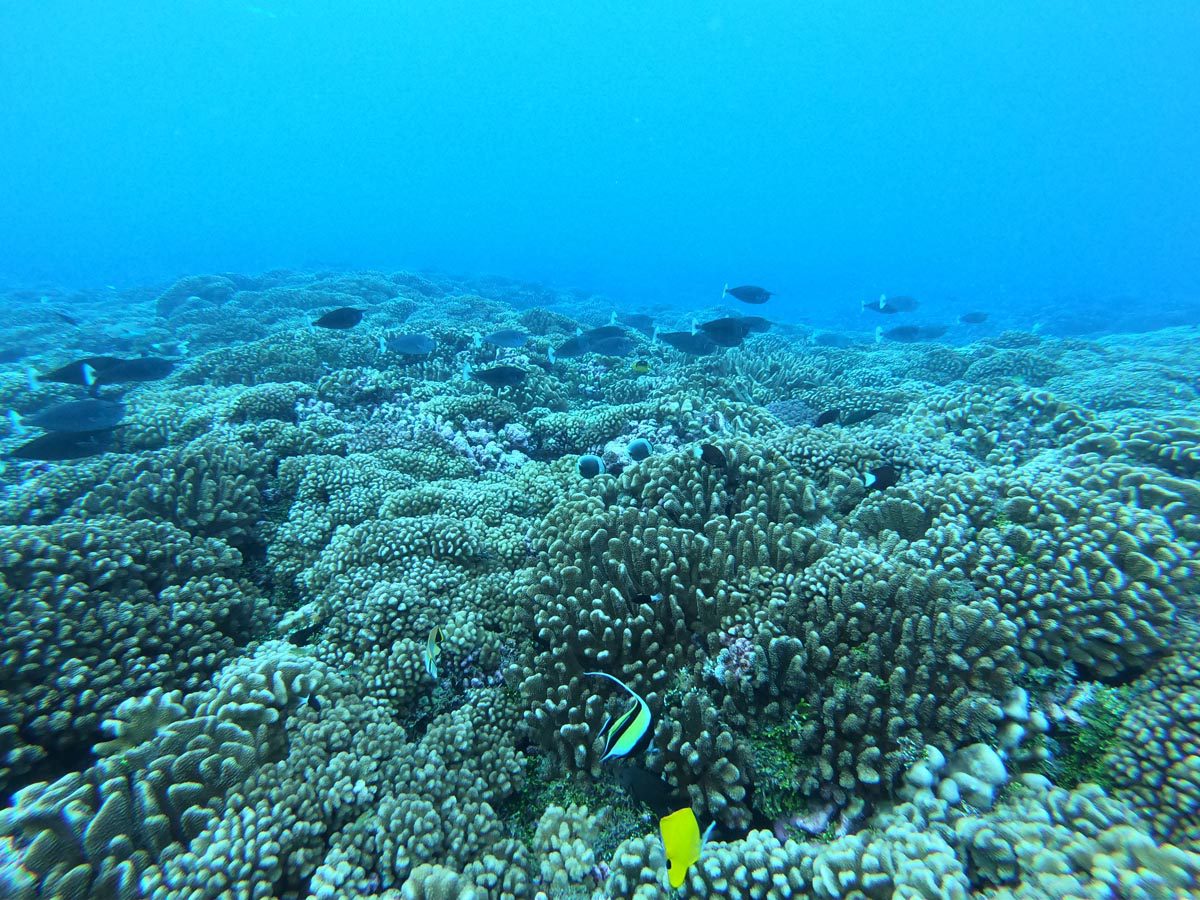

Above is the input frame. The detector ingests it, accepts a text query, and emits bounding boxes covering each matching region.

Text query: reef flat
[1,270,1198,898]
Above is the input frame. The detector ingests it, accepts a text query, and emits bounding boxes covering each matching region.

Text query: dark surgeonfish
[959,311,989,324]
[10,428,115,461]
[99,357,175,383]
[863,463,900,490]
[619,314,656,336]
[739,316,772,333]
[813,409,840,426]
[23,399,126,432]
[583,325,627,341]
[657,331,719,356]
[696,317,754,347]
[471,365,527,392]
[615,763,682,819]
[384,333,436,355]
[39,356,124,387]
[588,336,636,357]
[723,284,772,304]
[481,328,529,349]
[549,334,590,361]
[876,325,947,343]
[313,307,364,329]
[863,294,919,314]
[813,331,855,347]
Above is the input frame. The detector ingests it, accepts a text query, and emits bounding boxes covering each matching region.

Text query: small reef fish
[659,807,717,889]
[586,671,652,762]
[958,311,989,324]
[424,625,443,679]
[313,307,364,329]
[630,359,652,374]
[696,443,727,469]
[21,399,126,433]
[626,438,652,461]
[481,328,529,349]
[578,454,606,478]
[616,763,679,818]
[383,333,436,355]
[9,428,116,461]
[723,284,772,304]
[471,365,527,392]
[863,294,919,314]
[863,463,900,490]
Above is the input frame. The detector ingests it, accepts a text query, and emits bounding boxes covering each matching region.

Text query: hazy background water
[2,2,1198,333]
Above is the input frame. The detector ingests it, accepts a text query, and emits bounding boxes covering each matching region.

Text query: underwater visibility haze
[1,3,1200,898]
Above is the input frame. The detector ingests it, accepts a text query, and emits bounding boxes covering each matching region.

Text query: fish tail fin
[722,282,729,298]
[691,318,698,335]
[609,311,617,325]
[651,326,659,345]
[548,347,556,364]
[878,294,886,309]
[25,367,38,391]
[82,364,97,387]
[6,410,25,435]
[875,326,883,344]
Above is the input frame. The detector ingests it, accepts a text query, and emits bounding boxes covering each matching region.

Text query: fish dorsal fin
[875,326,883,344]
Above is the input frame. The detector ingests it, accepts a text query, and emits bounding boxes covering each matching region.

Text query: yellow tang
[660,807,703,889]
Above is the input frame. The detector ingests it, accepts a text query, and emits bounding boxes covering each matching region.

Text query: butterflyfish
[659,807,717,889]
[586,671,652,761]
[424,625,444,679]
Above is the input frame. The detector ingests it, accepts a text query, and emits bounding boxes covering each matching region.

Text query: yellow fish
[631,358,652,374]
[424,625,443,680]
[659,807,715,889]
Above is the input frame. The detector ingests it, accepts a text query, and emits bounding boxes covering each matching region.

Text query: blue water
[3,2,1198,330]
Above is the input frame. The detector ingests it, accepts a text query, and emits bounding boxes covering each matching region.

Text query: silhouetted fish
[482,328,528,348]
[959,312,989,324]
[697,443,727,468]
[813,332,855,347]
[53,310,81,326]
[864,294,919,314]
[551,334,591,359]
[723,284,772,304]
[584,325,628,341]
[864,464,899,490]
[99,357,175,382]
[314,307,364,329]
[697,317,753,347]
[589,336,636,357]
[615,764,681,819]
[813,409,840,427]
[24,399,126,432]
[658,331,719,356]
[877,325,949,343]
[739,316,772,333]
[619,314,656,336]
[40,357,124,387]
[471,365,527,391]
[10,428,115,461]
[386,333,436,355]
[0,347,27,363]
